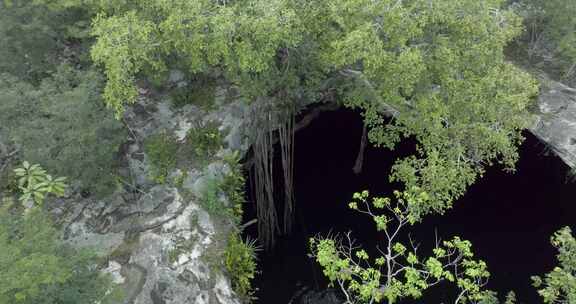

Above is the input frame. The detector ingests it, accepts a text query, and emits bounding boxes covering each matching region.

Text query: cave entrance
[243,107,576,304]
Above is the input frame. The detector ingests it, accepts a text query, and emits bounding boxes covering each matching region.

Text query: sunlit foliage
[310,190,495,304]
[13,162,67,206]
[532,227,576,304]
[86,0,538,217]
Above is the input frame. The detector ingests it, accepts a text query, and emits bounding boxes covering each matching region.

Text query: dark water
[243,108,576,304]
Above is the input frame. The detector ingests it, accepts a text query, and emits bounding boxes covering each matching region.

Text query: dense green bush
[86,0,538,218]
[224,233,258,302]
[0,204,114,304]
[0,65,126,198]
[170,75,217,109]
[186,121,223,164]
[144,132,178,184]
[539,1,576,68]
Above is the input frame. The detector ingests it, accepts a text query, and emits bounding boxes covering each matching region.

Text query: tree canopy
[515,0,576,81]
[85,0,539,218]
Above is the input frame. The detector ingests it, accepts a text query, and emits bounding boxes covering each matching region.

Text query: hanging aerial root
[249,99,297,249]
[353,123,368,175]
[279,107,295,234]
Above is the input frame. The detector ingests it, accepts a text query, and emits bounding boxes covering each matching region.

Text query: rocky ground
[530,78,576,169]
[50,73,252,304]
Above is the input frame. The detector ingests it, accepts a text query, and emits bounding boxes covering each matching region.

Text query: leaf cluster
[532,226,576,304]
[144,131,178,184]
[13,161,67,206]
[185,121,224,165]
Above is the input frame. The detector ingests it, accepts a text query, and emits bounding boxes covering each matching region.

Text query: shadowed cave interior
[242,107,576,304]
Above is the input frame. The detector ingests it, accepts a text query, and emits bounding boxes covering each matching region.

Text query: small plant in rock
[13,161,67,206]
[199,177,226,217]
[221,151,247,223]
[186,121,223,164]
[198,156,246,223]
[144,132,178,184]
[167,234,199,265]
[170,76,217,110]
[224,233,259,303]
[171,170,188,189]
[310,188,495,304]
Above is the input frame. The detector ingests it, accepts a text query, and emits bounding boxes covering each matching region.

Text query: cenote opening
[242,107,576,304]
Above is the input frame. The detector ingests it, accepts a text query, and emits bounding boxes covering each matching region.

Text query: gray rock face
[530,79,576,169]
[56,82,252,304]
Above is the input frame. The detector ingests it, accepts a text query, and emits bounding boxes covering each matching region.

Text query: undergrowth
[186,121,223,165]
[144,132,178,184]
[170,75,217,109]
[198,151,245,223]
[224,233,258,303]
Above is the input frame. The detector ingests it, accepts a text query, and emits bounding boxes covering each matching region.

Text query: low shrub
[224,233,258,302]
[221,151,246,223]
[198,152,246,223]
[198,176,225,216]
[0,203,116,304]
[170,75,216,109]
[186,121,223,164]
[144,132,178,184]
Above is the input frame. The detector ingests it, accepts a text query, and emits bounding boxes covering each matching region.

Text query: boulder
[530,79,576,169]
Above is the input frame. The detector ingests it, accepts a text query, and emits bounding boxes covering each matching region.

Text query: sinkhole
[242,107,576,304]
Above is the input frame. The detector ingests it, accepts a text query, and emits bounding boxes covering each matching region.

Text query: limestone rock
[530,79,576,169]
[57,85,251,304]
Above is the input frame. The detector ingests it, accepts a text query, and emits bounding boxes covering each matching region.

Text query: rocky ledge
[530,79,576,169]
[52,78,252,304]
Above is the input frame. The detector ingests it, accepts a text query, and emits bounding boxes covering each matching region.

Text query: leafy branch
[13,161,67,206]
[310,189,493,304]
[532,227,576,304]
